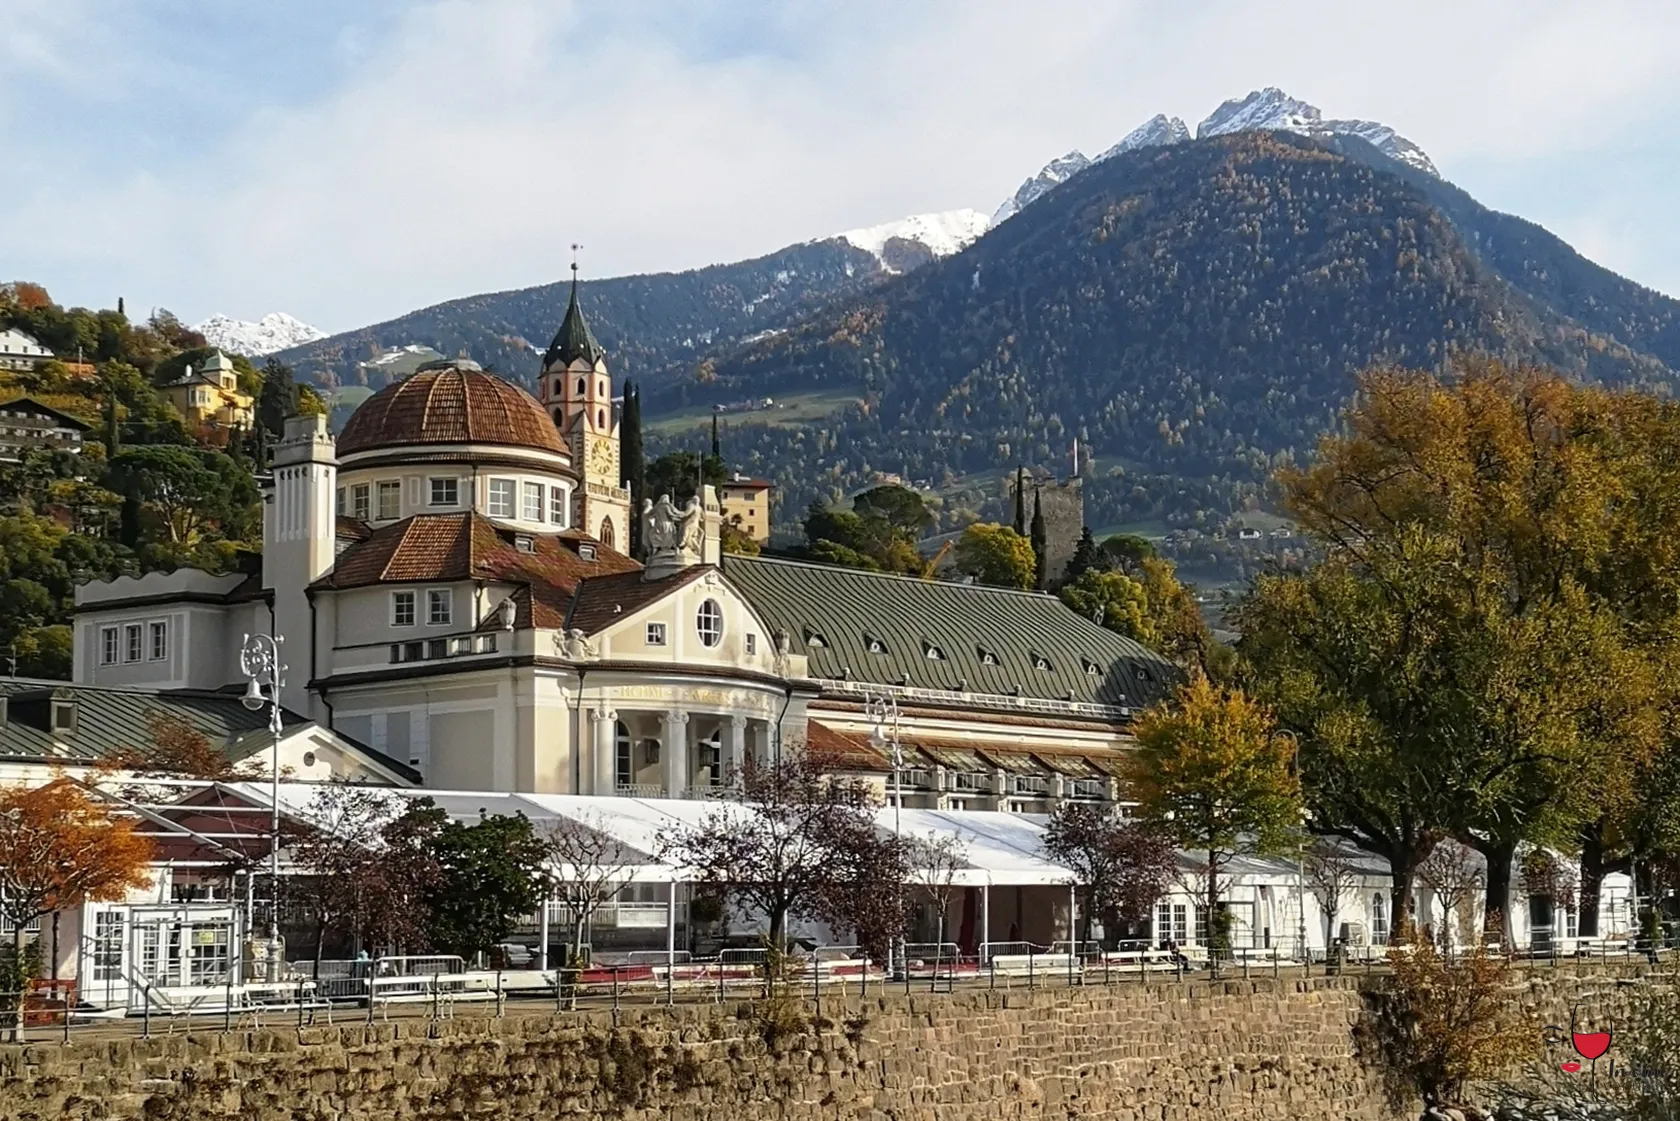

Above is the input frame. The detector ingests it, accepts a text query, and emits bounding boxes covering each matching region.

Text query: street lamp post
[867,692,904,979]
[240,632,285,982]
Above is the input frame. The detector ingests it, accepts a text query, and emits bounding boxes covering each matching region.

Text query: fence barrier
[1,933,1668,1041]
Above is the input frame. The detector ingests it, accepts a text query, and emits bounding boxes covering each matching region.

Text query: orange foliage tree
[0,779,153,1036]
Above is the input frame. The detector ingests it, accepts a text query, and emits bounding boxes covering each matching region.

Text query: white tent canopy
[230,784,1082,888]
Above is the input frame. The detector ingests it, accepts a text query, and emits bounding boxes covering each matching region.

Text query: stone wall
[1,978,1389,1121]
[0,967,1666,1121]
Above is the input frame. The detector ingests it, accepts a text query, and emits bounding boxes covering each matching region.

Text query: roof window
[923,641,945,661]
[578,543,597,561]
[1082,658,1101,676]
[514,534,536,553]
[51,698,76,734]
[1134,662,1154,682]
[977,646,999,667]
[804,628,827,649]
[864,634,887,655]
[1032,654,1054,672]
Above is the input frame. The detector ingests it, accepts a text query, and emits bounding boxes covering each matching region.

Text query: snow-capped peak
[1197,87,1438,176]
[194,312,326,356]
[991,151,1091,226]
[1098,114,1191,162]
[835,209,991,274]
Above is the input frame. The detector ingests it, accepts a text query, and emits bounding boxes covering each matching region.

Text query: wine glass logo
[1568,1003,1613,1085]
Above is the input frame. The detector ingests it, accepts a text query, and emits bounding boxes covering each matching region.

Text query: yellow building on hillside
[719,473,774,544]
[160,351,254,434]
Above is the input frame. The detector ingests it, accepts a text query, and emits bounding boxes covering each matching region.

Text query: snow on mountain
[835,209,992,274]
[1196,87,1439,176]
[1098,114,1191,162]
[991,151,1092,226]
[194,312,326,356]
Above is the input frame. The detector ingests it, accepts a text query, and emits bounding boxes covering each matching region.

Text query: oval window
[696,599,724,648]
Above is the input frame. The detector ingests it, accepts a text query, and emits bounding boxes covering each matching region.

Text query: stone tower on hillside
[1006,464,1084,586]
[536,261,631,551]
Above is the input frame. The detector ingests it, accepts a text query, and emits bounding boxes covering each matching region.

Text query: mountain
[194,312,325,356]
[991,152,1092,226]
[1098,114,1191,161]
[653,132,1678,536]
[274,239,888,392]
[836,210,991,274]
[1196,87,1438,176]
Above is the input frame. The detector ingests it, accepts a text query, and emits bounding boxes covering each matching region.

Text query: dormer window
[579,543,597,561]
[923,641,945,661]
[1082,658,1101,677]
[51,699,76,734]
[1032,654,1053,672]
[1135,662,1154,682]
[515,535,536,554]
[804,629,827,649]
[978,646,999,667]
[864,634,887,655]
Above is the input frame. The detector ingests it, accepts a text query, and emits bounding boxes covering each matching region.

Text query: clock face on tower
[588,437,617,479]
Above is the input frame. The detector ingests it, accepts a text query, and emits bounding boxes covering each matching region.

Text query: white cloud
[3,0,1677,331]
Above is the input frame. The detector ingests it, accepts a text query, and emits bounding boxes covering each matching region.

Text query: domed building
[68,279,1174,817]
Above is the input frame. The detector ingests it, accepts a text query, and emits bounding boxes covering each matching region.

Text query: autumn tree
[0,780,153,1039]
[1129,674,1301,960]
[292,788,444,968]
[953,523,1036,589]
[1043,803,1177,948]
[659,754,905,963]
[1243,364,1670,939]
[105,711,257,781]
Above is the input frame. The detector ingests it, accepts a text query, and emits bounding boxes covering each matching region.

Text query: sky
[4,0,1678,335]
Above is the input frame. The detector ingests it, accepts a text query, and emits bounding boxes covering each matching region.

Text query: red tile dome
[337,362,564,457]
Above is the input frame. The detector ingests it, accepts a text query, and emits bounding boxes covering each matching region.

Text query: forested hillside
[650,133,1679,535]
[274,239,890,392]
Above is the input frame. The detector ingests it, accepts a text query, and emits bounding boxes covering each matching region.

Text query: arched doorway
[599,517,615,548]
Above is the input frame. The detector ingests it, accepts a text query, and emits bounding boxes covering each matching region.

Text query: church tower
[537,257,630,551]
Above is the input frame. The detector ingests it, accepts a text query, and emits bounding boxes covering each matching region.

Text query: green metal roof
[544,275,605,368]
[722,556,1177,714]
[0,679,419,781]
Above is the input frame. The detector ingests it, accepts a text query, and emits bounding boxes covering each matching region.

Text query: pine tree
[1063,525,1101,585]
[1030,488,1048,590]
[1013,465,1027,536]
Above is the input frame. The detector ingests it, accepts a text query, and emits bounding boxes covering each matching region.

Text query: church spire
[544,246,606,369]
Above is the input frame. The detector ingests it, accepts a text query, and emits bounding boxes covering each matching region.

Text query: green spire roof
[544,270,605,369]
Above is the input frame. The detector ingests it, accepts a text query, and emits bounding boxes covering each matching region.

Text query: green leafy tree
[106,445,258,553]
[645,450,723,505]
[1059,568,1151,636]
[1129,674,1301,956]
[425,811,547,962]
[953,523,1036,589]
[1101,533,1156,572]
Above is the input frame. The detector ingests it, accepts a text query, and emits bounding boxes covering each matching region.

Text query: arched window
[597,379,606,397]
[576,378,586,396]
[599,517,615,548]
[1372,893,1389,946]
[597,408,605,428]
[614,720,632,789]
[553,378,563,396]
[552,408,563,424]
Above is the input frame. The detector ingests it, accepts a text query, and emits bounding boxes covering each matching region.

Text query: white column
[593,708,618,796]
[666,881,678,973]
[982,884,991,957]
[662,710,689,797]
[726,714,747,781]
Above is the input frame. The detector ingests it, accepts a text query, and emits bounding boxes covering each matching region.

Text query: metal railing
[5,933,1672,1042]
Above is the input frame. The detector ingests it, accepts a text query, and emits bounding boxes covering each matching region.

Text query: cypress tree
[710,412,721,460]
[102,392,120,454]
[1013,465,1027,536]
[1030,487,1048,590]
[620,382,646,560]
